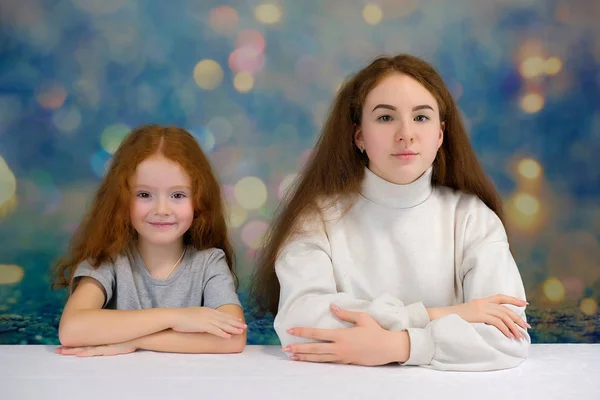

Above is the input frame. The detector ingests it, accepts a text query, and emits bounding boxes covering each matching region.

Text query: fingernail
[526,323,532,329]
[282,346,291,352]
[290,355,299,361]
[331,305,340,312]
[287,328,295,335]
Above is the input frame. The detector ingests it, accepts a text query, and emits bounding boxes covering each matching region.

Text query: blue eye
[378,115,393,122]
[415,115,430,122]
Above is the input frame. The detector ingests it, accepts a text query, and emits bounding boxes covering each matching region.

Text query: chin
[139,233,183,246]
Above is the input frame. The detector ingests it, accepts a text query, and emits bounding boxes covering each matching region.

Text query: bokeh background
[0,0,599,345]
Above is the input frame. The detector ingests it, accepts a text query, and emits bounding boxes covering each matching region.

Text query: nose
[155,196,171,216]
[394,119,414,143]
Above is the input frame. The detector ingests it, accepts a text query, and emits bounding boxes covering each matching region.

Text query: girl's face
[354,72,444,185]
[129,155,194,247]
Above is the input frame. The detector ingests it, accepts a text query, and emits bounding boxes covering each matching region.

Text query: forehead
[364,73,438,109]
[131,155,191,186]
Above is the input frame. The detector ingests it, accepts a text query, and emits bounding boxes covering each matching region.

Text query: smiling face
[354,72,444,185]
[129,154,194,247]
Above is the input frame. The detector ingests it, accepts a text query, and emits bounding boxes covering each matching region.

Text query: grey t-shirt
[72,246,241,310]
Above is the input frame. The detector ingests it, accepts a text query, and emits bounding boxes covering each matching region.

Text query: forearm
[386,330,411,364]
[404,314,529,371]
[276,293,429,347]
[59,308,176,347]
[426,306,456,321]
[132,329,246,354]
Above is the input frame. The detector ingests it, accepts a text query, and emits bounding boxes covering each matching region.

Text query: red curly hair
[52,124,236,291]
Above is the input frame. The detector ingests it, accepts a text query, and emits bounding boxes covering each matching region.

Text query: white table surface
[1,344,599,400]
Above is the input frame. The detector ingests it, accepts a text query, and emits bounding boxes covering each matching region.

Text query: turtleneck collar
[360,166,434,209]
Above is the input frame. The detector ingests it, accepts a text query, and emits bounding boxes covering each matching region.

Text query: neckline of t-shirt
[133,246,192,286]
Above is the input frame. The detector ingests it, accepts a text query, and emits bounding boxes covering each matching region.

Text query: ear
[438,121,445,149]
[354,126,364,150]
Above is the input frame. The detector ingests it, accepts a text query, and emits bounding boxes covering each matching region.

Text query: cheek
[176,201,195,221]
[130,200,149,220]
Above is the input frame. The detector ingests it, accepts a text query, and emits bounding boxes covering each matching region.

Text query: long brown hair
[250,54,503,314]
[52,124,236,291]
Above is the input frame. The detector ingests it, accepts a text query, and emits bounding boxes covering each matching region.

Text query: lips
[148,222,175,227]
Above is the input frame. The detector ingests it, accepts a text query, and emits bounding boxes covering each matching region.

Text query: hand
[430,294,530,339]
[282,305,410,366]
[171,307,247,339]
[56,341,137,357]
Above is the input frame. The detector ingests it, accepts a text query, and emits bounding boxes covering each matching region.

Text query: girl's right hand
[450,294,531,339]
[171,307,247,338]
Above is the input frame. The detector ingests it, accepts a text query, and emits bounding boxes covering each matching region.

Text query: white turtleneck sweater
[274,167,530,371]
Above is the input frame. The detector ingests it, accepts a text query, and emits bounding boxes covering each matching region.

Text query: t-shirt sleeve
[72,260,116,307]
[201,249,242,309]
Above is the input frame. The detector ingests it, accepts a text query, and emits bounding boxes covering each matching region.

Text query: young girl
[250,54,531,371]
[53,125,247,356]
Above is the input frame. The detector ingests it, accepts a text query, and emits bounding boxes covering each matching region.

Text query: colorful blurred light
[0,264,24,285]
[193,59,224,90]
[234,176,268,210]
[229,47,265,74]
[233,72,255,93]
[91,149,112,178]
[0,156,17,208]
[521,92,545,113]
[517,158,542,179]
[580,298,598,316]
[255,4,282,24]
[209,6,239,34]
[207,117,234,145]
[100,123,130,154]
[363,4,383,25]
[519,56,546,79]
[52,105,82,135]
[36,82,67,110]
[543,277,565,302]
[514,193,540,216]
[227,205,248,228]
[241,220,270,249]
[236,30,266,53]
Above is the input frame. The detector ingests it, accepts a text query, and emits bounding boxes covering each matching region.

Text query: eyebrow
[134,185,191,191]
[372,104,435,112]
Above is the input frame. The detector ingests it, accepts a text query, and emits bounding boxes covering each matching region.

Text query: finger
[287,327,337,341]
[75,346,104,357]
[290,353,341,363]
[283,342,337,355]
[483,316,514,338]
[212,319,246,335]
[490,294,528,306]
[330,305,362,324]
[490,309,522,339]
[216,315,248,329]
[57,346,86,355]
[501,305,532,330]
[211,308,244,322]
[206,325,232,339]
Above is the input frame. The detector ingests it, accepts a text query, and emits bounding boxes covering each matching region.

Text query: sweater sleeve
[274,211,430,348]
[402,197,530,371]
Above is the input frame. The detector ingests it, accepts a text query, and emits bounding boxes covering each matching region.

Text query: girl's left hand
[56,341,137,357]
[283,305,410,366]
